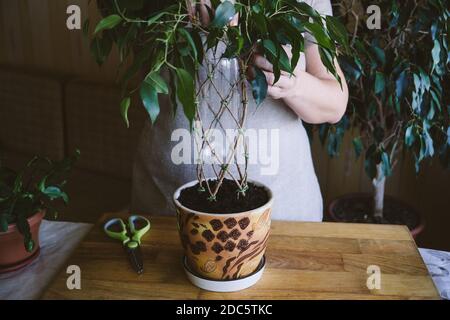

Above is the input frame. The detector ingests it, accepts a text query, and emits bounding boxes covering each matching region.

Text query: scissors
[104,215,151,274]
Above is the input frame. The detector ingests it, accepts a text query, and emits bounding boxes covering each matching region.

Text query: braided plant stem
[194,54,250,202]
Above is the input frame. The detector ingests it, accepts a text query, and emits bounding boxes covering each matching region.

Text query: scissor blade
[125,245,144,274]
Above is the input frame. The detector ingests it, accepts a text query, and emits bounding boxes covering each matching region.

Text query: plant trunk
[372,164,386,220]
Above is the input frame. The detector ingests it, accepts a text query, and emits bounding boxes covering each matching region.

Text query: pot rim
[173,179,273,217]
[2,210,45,235]
[327,192,425,236]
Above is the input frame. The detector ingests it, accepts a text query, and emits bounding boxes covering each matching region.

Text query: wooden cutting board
[42,213,439,300]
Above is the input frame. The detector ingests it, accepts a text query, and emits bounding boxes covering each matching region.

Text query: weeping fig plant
[317,0,449,220]
[87,0,350,199]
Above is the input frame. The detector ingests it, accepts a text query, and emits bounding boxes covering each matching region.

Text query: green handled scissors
[104,215,151,274]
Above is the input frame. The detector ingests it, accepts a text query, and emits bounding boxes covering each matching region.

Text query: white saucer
[183,256,266,292]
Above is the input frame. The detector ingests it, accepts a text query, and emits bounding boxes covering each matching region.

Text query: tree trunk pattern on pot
[176,205,271,280]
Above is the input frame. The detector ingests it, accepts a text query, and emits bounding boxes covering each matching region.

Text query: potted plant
[87,0,348,287]
[0,151,79,273]
[318,0,449,237]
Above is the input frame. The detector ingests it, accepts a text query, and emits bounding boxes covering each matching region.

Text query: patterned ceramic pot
[174,180,273,281]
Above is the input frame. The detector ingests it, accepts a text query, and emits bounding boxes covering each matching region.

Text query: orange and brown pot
[0,210,44,273]
[174,180,273,281]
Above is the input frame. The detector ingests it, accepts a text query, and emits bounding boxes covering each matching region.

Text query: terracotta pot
[0,210,45,273]
[174,180,273,281]
[327,193,425,239]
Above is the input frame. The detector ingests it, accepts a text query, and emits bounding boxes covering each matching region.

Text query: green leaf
[140,81,160,124]
[325,16,349,50]
[430,89,441,111]
[144,72,168,94]
[189,30,204,63]
[395,70,407,100]
[318,47,340,85]
[178,28,198,62]
[405,125,415,147]
[339,56,361,81]
[211,1,236,28]
[251,3,262,14]
[43,186,64,200]
[447,127,450,146]
[422,121,435,157]
[381,152,392,177]
[304,22,333,50]
[251,67,268,106]
[262,39,292,74]
[370,46,386,67]
[175,68,196,127]
[253,12,268,35]
[94,14,122,35]
[224,27,244,58]
[120,97,131,128]
[295,2,321,21]
[25,239,35,253]
[37,175,47,193]
[13,172,23,193]
[375,72,385,95]
[275,18,304,70]
[147,12,165,26]
[431,39,441,71]
[206,28,223,50]
[352,137,363,158]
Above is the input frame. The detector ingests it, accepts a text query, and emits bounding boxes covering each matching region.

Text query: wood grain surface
[41,213,439,300]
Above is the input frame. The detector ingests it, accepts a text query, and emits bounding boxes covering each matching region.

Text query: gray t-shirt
[131,0,333,221]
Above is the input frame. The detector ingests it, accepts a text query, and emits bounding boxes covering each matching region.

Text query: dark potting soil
[330,195,420,231]
[178,179,269,214]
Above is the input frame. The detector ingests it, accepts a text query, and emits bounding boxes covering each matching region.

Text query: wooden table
[42,213,439,300]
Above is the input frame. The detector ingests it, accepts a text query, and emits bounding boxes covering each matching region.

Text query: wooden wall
[1,0,449,250]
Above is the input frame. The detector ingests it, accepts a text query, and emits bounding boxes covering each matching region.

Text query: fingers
[186,0,196,20]
[198,0,212,26]
[262,71,293,87]
[252,53,293,74]
[253,54,273,72]
[267,86,284,100]
[251,53,296,100]
[230,14,239,26]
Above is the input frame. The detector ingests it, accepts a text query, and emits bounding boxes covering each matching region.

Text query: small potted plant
[318,0,449,237]
[0,151,79,273]
[88,0,348,289]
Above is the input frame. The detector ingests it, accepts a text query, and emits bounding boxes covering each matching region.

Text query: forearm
[253,42,349,125]
[283,70,348,124]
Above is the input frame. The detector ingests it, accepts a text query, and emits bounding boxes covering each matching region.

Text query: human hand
[251,47,301,100]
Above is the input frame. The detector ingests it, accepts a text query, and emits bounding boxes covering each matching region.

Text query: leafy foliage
[320,0,449,183]
[88,0,348,126]
[87,0,349,199]
[0,151,79,251]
